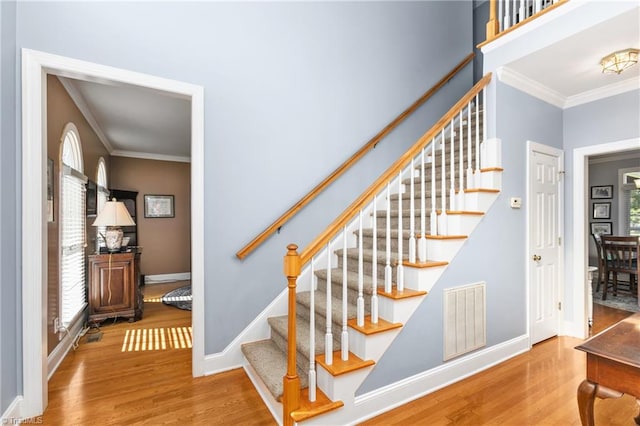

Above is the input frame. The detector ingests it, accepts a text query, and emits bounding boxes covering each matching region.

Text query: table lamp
[92,198,136,252]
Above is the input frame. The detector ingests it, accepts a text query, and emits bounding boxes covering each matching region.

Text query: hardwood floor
[41,281,275,425]
[39,290,636,425]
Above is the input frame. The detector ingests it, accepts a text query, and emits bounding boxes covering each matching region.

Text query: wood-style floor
[39,291,637,425]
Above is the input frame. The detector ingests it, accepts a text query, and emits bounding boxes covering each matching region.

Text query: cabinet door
[89,258,134,314]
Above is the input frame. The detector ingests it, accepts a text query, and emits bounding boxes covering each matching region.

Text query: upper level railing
[236,52,475,260]
[483,0,569,44]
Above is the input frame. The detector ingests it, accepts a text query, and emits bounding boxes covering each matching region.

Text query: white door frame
[570,137,640,339]
[21,49,205,418]
[526,141,564,343]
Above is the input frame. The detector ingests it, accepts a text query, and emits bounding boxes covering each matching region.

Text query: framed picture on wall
[590,222,612,236]
[590,185,613,199]
[144,194,174,218]
[592,202,610,219]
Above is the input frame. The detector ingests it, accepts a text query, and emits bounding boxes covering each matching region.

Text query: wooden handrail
[481,0,569,46]
[236,52,475,260]
[299,73,492,265]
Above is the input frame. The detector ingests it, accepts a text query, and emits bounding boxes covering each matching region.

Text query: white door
[528,143,563,345]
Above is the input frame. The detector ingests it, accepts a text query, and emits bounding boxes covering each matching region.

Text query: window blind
[60,164,88,326]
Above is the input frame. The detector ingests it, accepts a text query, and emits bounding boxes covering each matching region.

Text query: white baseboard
[352,335,530,424]
[144,272,191,284]
[202,286,288,376]
[1,396,24,424]
[47,317,86,380]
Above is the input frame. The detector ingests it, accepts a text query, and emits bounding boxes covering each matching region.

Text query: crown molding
[497,66,640,109]
[564,76,640,109]
[110,149,191,163]
[57,76,114,153]
[497,66,565,108]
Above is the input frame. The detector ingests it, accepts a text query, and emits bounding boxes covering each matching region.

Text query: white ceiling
[58,76,191,162]
[505,5,640,104]
[57,4,639,162]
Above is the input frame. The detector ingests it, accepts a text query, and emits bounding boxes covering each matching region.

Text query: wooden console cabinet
[88,251,143,323]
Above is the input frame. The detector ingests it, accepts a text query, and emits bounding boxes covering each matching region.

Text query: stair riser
[296,303,349,344]
[375,215,428,232]
[336,254,399,278]
[270,323,314,374]
[316,277,377,308]
[360,234,411,256]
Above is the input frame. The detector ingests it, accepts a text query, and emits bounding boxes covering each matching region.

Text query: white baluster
[342,227,349,360]
[458,110,465,210]
[371,196,379,324]
[325,243,333,365]
[518,0,526,23]
[475,94,481,188]
[419,147,427,262]
[483,86,488,165]
[498,0,504,31]
[449,121,456,212]
[384,183,392,293]
[430,138,437,237]
[440,129,448,235]
[504,0,511,29]
[409,158,416,263]
[466,105,473,189]
[397,172,404,291]
[357,211,365,327]
[308,258,316,402]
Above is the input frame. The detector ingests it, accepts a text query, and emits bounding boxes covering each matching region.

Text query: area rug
[161,285,192,311]
[593,286,639,313]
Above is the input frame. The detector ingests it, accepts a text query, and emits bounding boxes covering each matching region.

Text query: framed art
[590,185,613,199]
[590,222,612,236]
[592,202,610,219]
[144,194,174,218]
[86,180,97,216]
[47,158,54,222]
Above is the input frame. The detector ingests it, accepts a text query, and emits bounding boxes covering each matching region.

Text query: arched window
[95,158,109,251]
[60,123,87,327]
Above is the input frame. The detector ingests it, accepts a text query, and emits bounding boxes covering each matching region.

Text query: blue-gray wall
[359,80,563,394]
[1,0,19,416]
[562,89,640,319]
[2,1,475,412]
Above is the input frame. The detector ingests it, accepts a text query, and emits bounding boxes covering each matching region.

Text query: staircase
[241,75,500,424]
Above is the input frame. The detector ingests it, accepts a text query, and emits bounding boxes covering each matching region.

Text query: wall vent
[443,282,486,361]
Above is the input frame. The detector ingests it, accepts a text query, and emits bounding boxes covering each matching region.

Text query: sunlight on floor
[121,327,192,352]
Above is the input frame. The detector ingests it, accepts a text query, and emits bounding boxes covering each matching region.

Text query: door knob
[532,254,542,261]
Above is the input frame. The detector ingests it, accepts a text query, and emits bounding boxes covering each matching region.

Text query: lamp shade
[92,199,135,227]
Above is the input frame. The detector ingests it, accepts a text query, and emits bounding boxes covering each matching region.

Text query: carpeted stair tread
[297,290,361,321]
[241,339,308,400]
[315,268,379,294]
[268,315,339,362]
[335,247,403,265]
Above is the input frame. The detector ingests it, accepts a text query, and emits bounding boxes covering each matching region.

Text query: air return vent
[443,282,486,361]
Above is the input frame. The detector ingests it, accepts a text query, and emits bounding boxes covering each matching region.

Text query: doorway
[21,49,205,418]
[571,138,640,339]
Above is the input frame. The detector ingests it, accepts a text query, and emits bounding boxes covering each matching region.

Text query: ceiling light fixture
[600,48,639,74]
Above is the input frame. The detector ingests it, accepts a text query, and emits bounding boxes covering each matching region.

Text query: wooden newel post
[283,244,301,426]
[486,0,499,41]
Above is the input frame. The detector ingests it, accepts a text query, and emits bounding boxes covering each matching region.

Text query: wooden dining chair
[601,235,639,300]
[591,233,609,293]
